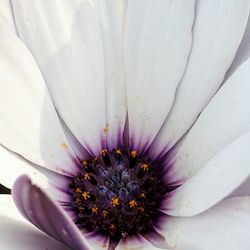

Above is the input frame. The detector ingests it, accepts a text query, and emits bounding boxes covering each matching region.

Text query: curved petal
[12,175,92,250]
[225,14,250,80]
[149,0,250,159]
[93,0,127,149]
[0,195,70,250]
[0,0,17,34]
[0,144,50,189]
[162,133,250,217]
[160,197,250,250]
[170,57,250,181]
[0,23,77,175]
[12,0,106,155]
[227,175,250,198]
[125,0,195,152]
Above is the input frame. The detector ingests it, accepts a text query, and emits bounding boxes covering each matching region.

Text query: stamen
[111,197,120,207]
[91,205,98,214]
[101,149,111,166]
[82,191,90,200]
[69,147,169,244]
[129,200,137,208]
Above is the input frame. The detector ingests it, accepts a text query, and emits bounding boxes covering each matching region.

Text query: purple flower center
[69,148,168,243]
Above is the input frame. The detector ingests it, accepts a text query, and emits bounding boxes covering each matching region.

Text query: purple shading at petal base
[12,175,92,250]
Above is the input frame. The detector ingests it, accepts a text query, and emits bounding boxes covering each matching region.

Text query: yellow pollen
[84,173,91,181]
[76,188,82,194]
[141,163,149,171]
[82,161,88,168]
[82,191,90,200]
[131,150,137,158]
[109,224,116,231]
[101,149,109,156]
[138,207,145,213]
[115,149,122,156]
[129,200,137,208]
[79,207,85,213]
[102,211,109,219]
[111,197,120,207]
[91,205,98,214]
[140,192,146,198]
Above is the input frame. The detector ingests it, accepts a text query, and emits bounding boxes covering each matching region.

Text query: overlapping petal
[125,0,195,152]
[0,22,77,176]
[150,0,250,158]
[12,175,92,250]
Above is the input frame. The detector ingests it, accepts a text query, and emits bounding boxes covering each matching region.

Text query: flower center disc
[69,148,166,242]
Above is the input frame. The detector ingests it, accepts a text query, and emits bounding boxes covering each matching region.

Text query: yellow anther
[109,224,116,232]
[102,211,109,219]
[111,197,120,207]
[76,188,82,194]
[141,163,149,171]
[82,161,88,168]
[91,205,98,214]
[79,207,85,213]
[101,149,109,156]
[140,192,146,198]
[138,207,145,213]
[84,173,91,181]
[76,197,81,204]
[129,200,137,208]
[82,191,90,200]
[131,150,137,158]
[115,149,122,156]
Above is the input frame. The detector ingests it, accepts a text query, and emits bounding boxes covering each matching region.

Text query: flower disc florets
[69,148,167,242]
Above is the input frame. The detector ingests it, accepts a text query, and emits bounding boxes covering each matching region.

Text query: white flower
[0,0,250,249]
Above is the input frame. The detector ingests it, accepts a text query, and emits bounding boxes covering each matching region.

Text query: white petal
[0,195,70,250]
[0,25,77,175]
[125,0,195,152]
[161,197,250,250]
[0,0,17,34]
[162,133,250,216]
[12,0,106,155]
[170,57,250,181]
[0,144,49,189]
[149,0,250,158]
[227,175,250,198]
[225,14,250,80]
[93,0,127,149]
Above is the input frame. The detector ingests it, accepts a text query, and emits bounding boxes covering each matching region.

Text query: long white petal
[150,0,250,158]
[225,15,250,80]
[12,0,106,155]
[161,197,250,250]
[162,133,250,216]
[170,57,250,181]
[93,0,127,149]
[125,0,195,152]
[0,195,70,250]
[0,23,77,175]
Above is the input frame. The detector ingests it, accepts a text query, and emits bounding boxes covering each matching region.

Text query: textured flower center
[69,148,166,242]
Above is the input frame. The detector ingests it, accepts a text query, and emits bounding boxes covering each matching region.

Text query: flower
[0,0,250,249]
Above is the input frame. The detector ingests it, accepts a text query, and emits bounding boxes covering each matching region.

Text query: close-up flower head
[0,0,250,249]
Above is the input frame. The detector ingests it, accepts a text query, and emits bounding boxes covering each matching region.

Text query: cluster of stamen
[69,148,166,242]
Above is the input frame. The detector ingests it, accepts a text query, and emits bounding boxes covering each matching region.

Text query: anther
[129,200,137,208]
[91,205,98,214]
[137,163,149,178]
[115,149,122,159]
[111,197,120,207]
[83,173,97,185]
[102,211,109,219]
[101,149,111,166]
[109,224,116,232]
[129,150,138,168]
[82,191,91,200]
